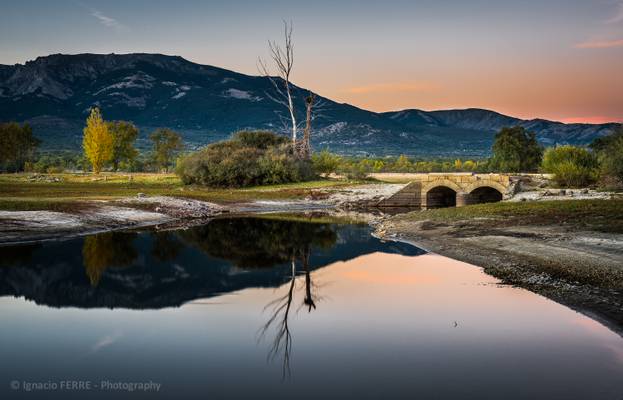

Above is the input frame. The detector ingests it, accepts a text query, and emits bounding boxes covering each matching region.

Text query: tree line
[0,108,184,174]
[82,108,183,173]
[1,113,622,189]
[310,125,623,188]
[0,122,40,172]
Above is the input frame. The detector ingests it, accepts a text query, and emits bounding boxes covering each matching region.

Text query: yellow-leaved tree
[83,107,113,174]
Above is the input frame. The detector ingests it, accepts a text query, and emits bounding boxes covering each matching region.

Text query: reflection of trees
[82,232,137,286]
[178,216,337,378]
[179,217,337,269]
[0,243,40,267]
[151,232,182,262]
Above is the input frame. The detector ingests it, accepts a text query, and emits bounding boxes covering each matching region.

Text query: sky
[1,0,622,123]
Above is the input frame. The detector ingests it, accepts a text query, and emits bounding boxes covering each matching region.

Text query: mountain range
[0,53,618,157]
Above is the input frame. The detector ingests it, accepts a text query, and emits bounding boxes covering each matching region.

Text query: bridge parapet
[376,173,514,208]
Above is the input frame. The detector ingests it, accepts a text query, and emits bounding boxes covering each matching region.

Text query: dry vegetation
[0,172,362,211]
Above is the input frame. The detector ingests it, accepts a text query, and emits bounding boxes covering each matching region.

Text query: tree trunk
[285,81,297,147]
[301,93,315,159]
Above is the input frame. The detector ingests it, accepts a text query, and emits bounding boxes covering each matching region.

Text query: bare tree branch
[258,260,297,379]
[258,20,298,147]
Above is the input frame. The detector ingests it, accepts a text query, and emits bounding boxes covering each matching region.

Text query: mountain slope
[383,108,618,146]
[0,53,618,156]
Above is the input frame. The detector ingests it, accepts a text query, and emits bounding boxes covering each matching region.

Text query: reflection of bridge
[378,173,516,208]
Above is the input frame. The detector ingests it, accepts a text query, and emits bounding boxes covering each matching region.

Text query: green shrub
[338,159,373,180]
[541,145,599,187]
[28,152,88,173]
[591,126,623,184]
[393,155,413,172]
[176,131,314,187]
[311,149,342,175]
[233,130,288,149]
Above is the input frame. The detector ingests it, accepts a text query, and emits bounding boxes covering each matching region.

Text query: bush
[28,152,86,173]
[233,130,288,149]
[591,126,623,184]
[311,149,341,175]
[176,131,314,187]
[541,145,599,187]
[338,159,373,180]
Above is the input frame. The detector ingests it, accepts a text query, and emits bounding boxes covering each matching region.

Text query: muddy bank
[374,216,623,335]
[0,184,397,244]
[0,196,226,245]
[0,207,173,244]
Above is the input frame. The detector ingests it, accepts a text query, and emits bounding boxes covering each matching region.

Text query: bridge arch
[464,180,507,195]
[469,186,503,204]
[422,179,462,195]
[422,180,463,208]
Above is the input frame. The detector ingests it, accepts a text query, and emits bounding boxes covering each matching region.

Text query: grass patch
[399,199,623,233]
[0,172,363,211]
[0,199,94,213]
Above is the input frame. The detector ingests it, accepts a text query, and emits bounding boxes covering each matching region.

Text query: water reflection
[0,216,422,309]
[0,216,422,382]
[0,243,40,267]
[1,217,622,399]
[260,260,297,379]
[82,232,138,286]
[178,217,338,268]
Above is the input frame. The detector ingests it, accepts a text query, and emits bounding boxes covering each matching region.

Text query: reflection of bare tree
[259,260,297,379]
[301,247,316,312]
[259,248,322,379]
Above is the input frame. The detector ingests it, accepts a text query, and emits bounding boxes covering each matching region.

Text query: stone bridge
[377,173,517,208]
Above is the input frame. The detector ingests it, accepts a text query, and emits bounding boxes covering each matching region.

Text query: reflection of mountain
[0,217,424,309]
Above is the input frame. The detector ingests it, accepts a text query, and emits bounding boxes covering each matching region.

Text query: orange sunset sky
[1,0,622,123]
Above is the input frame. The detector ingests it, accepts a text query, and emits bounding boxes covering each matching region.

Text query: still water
[0,216,622,399]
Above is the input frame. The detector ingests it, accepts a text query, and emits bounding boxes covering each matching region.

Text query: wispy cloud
[575,38,623,48]
[605,2,623,24]
[91,9,127,32]
[344,82,439,95]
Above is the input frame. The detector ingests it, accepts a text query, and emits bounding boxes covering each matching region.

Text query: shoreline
[1,193,621,336]
[0,182,400,245]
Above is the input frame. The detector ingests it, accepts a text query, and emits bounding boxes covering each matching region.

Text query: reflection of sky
[1,252,622,399]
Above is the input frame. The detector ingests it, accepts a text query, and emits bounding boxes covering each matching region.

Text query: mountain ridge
[0,53,619,157]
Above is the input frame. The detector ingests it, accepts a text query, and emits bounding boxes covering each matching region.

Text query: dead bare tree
[299,92,316,160]
[258,21,297,148]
